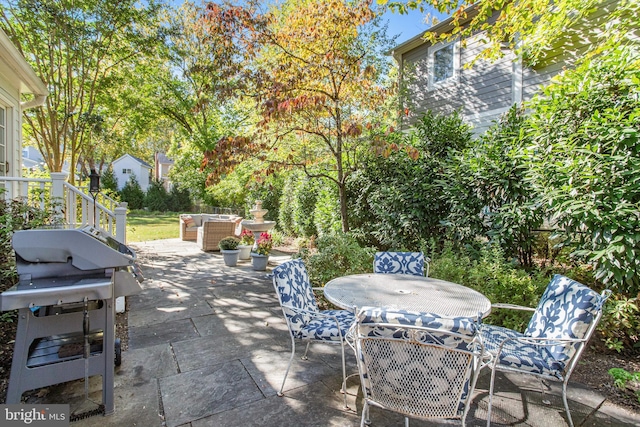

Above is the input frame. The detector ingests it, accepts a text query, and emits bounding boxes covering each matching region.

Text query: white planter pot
[221,249,240,267]
[237,245,252,260]
[250,253,269,271]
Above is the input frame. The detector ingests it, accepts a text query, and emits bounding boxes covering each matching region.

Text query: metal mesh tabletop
[323,274,491,318]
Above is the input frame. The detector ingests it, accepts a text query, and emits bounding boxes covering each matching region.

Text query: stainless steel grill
[0,226,143,415]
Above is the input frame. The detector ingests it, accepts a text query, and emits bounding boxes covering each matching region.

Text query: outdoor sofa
[179,214,243,251]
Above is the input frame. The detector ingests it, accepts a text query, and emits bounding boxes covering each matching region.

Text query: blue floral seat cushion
[373,252,424,276]
[480,324,565,378]
[296,309,355,341]
[273,259,355,341]
[481,274,604,378]
[524,275,602,363]
[357,307,477,351]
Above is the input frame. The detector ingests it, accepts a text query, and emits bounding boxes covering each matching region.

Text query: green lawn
[126,211,180,242]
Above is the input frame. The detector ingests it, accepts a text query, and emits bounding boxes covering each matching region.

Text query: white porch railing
[0,172,128,243]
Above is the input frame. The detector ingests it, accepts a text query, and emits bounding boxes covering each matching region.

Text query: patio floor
[33,238,639,426]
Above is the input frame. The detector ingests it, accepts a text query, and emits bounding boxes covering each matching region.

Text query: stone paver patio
[33,238,640,426]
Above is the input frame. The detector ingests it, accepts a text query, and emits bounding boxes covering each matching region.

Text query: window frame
[427,40,460,91]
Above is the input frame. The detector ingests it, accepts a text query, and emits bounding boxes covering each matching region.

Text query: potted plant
[250,232,272,271]
[237,229,254,260]
[219,236,241,267]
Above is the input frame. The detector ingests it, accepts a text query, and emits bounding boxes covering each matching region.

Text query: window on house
[427,41,459,90]
[122,168,132,174]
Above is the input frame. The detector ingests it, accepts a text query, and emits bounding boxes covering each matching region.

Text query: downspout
[21,93,47,110]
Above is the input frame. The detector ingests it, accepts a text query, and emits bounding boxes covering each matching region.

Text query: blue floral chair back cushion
[525,274,602,364]
[374,252,424,276]
[272,258,318,336]
[355,307,480,419]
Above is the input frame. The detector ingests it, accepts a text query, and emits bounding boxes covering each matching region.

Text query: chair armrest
[491,303,536,312]
[500,335,586,347]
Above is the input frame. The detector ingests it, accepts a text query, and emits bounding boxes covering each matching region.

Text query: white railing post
[50,172,67,224]
[115,202,128,244]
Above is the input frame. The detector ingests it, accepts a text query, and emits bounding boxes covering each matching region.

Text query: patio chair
[352,307,485,427]
[373,251,430,277]
[481,274,611,427]
[271,259,355,408]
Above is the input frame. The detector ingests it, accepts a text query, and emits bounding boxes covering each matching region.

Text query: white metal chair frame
[351,308,486,427]
[483,276,611,427]
[272,259,355,409]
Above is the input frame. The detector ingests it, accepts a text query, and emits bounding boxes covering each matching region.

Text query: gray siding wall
[402,32,516,134]
[399,0,626,134]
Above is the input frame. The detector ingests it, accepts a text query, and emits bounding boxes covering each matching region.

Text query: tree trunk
[338,181,349,233]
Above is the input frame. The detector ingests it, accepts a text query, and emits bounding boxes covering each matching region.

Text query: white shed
[0,28,47,180]
[112,154,152,192]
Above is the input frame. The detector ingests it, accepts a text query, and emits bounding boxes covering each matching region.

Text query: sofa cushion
[181,215,196,228]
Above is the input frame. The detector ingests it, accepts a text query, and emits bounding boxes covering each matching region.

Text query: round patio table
[323,273,491,318]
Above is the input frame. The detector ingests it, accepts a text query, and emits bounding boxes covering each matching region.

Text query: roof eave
[387,4,480,61]
[0,28,47,97]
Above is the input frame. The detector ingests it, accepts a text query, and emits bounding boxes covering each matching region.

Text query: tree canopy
[199,0,405,231]
[380,0,638,63]
[0,0,164,182]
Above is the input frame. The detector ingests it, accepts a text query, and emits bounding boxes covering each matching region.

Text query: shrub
[144,179,169,211]
[347,110,472,250]
[0,196,60,293]
[524,44,640,295]
[301,233,376,287]
[120,175,145,210]
[442,106,544,267]
[168,185,192,212]
[314,182,341,236]
[430,243,548,332]
[219,236,240,250]
[100,166,118,192]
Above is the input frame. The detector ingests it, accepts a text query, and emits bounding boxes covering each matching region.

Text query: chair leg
[360,401,370,427]
[301,341,311,360]
[278,335,297,397]
[486,367,498,427]
[562,379,574,427]
[404,416,409,427]
[340,340,348,409]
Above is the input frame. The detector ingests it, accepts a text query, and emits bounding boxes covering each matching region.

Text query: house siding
[396,0,628,135]
[401,30,516,134]
[0,58,23,178]
[113,154,151,192]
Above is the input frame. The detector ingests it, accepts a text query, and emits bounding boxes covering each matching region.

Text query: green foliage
[246,173,284,226]
[608,368,640,403]
[348,110,472,249]
[524,45,640,294]
[431,243,548,331]
[278,172,298,235]
[0,0,163,178]
[144,179,169,212]
[442,106,545,267]
[100,166,119,192]
[300,233,376,287]
[293,177,318,238]
[120,175,145,210]
[219,236,240,250]
[168,185,192,212]
[314,182,341,236]
[599,295,640,352]
[0,197,60,293]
